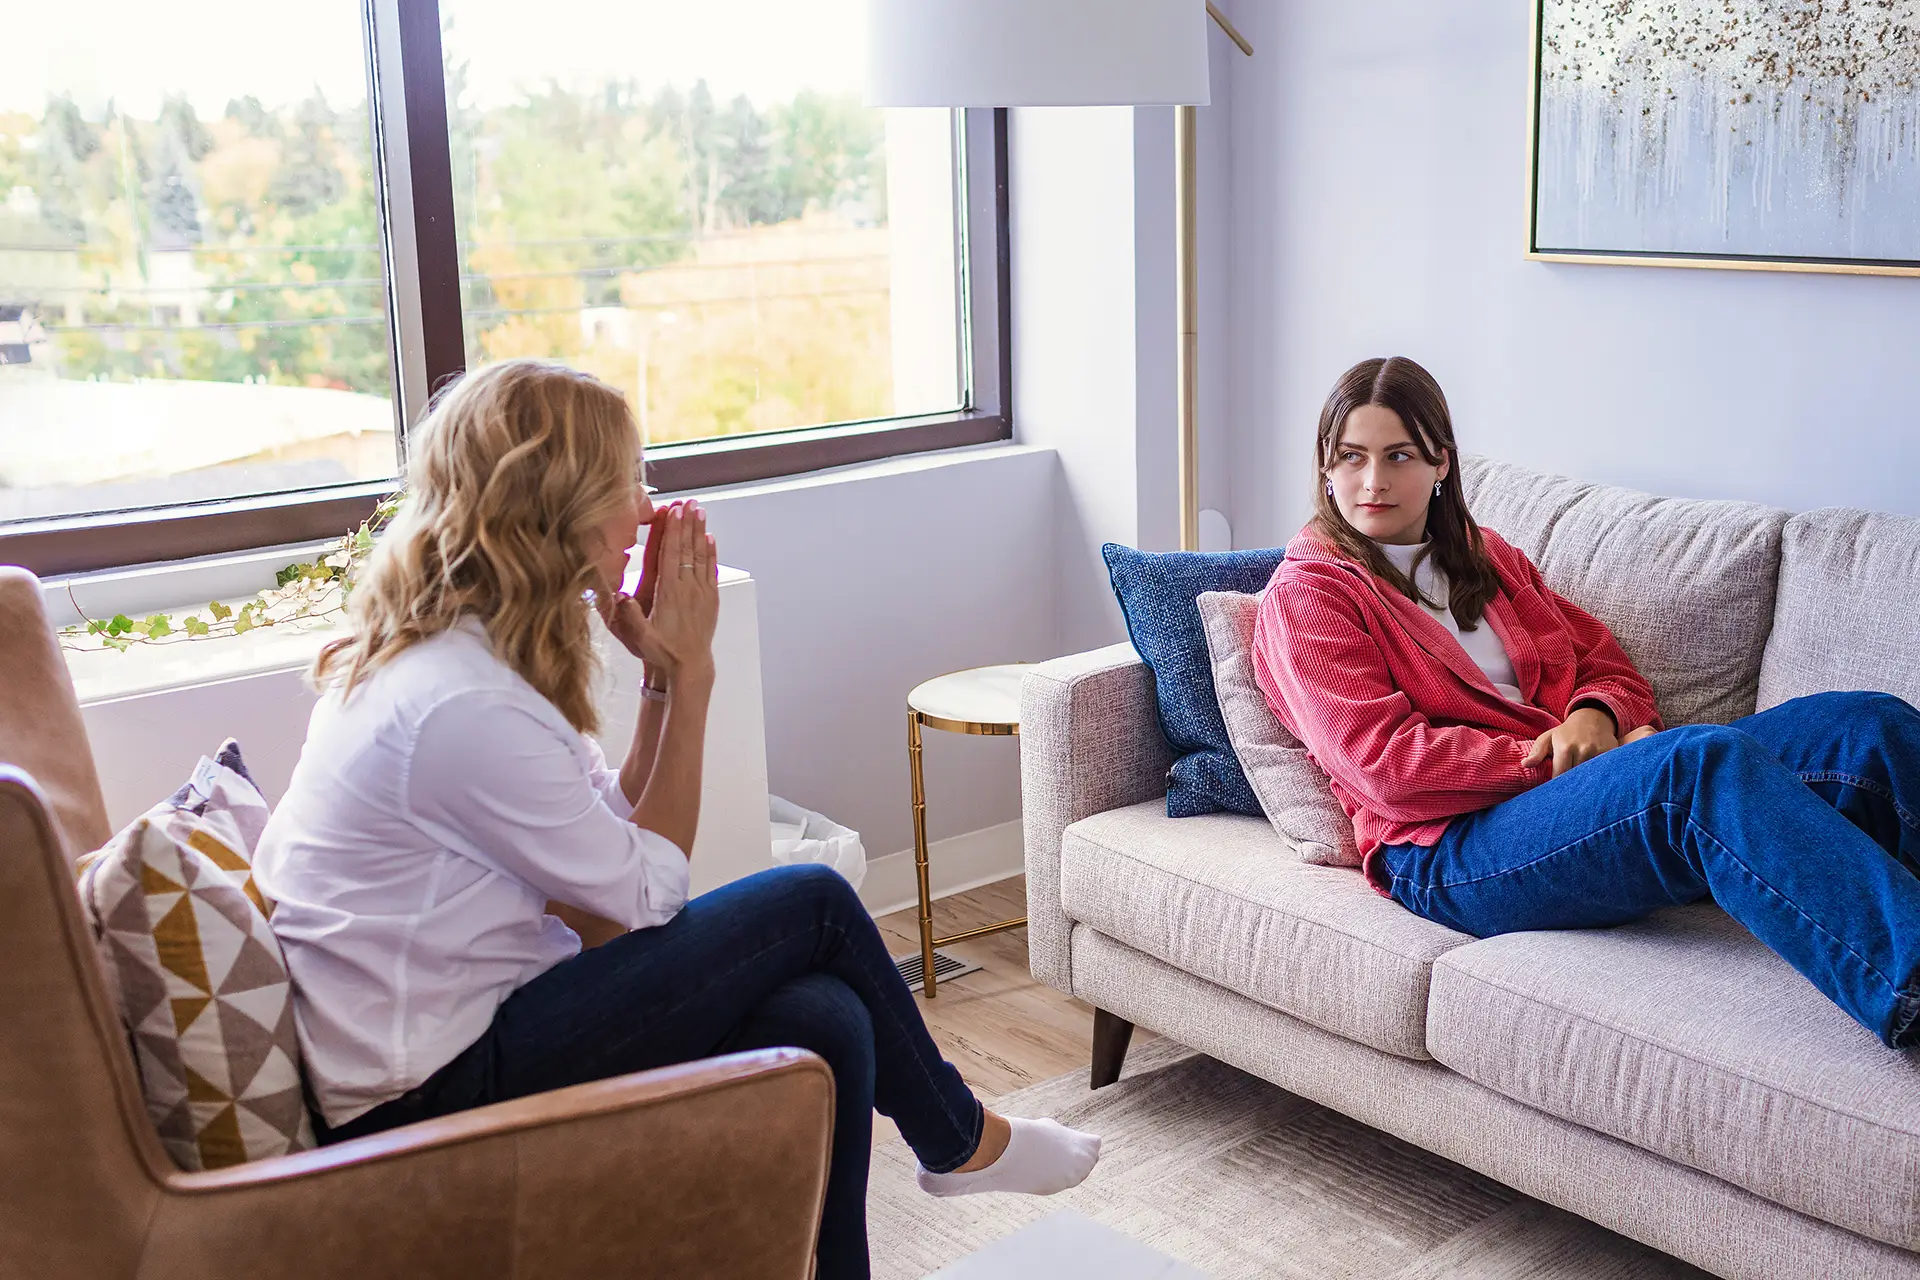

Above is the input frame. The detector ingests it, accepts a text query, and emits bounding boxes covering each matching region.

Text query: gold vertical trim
[1176,103,1201,553]
[907,710,939,997]
[1206,1,1254,56]
[1180,6,1255,553]
[1525,0,1545,264]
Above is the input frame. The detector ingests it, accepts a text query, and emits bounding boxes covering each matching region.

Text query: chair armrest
[148,1048,834,1280]
[1020,644,1173,992]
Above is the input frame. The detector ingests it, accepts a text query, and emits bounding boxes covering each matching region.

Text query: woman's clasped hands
[599,501,720,687]
[1522,706,1658,779]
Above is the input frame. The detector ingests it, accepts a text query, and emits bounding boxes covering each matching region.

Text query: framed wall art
[1527,0,1920,275]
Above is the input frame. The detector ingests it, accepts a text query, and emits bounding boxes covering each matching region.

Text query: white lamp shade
[865,0,1210,108]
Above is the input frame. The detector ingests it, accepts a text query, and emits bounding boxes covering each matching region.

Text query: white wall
[1224,0,1920,550]
[1007,94,1233,654]
[1008,107,1143,656]
[698,446,1056,862]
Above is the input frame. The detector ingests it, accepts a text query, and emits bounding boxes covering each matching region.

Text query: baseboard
[858,819,1025,918]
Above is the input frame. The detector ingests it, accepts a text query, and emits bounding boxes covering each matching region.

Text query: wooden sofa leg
[1090,1008,1134,1090]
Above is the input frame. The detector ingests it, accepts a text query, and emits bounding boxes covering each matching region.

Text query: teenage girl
[1253,355,1920,1048]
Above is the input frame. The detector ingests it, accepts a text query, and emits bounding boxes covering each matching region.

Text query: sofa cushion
[1759,507,1920,712]
[1100,542,1288,818]
[1059,800,1470,1059]
[1462,456,1787,727]
[1196,590,1357,867]
[1427,904,1920,1250]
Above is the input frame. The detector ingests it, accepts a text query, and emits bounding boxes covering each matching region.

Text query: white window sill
[65,611,343,706]
[63,565,759,706]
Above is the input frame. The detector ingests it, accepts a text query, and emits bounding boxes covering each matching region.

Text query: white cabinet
[590,567,772,896]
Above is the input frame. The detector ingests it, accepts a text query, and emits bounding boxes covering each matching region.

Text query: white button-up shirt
[254,619,689,1128]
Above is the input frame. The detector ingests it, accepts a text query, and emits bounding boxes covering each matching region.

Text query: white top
[253,619,690,1128]
[1377,541,1526,704]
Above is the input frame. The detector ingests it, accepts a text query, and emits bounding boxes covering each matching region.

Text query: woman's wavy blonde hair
[314,359,640,734]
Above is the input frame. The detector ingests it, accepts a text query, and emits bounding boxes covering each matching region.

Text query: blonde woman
[253,360,1099,1280]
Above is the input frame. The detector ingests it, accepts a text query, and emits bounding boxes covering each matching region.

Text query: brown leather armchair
[0,567,833,1279]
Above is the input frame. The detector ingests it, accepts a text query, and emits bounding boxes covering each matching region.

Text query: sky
[3,0,870,118]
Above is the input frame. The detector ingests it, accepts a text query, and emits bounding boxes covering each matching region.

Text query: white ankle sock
[916,1116,1102,1198]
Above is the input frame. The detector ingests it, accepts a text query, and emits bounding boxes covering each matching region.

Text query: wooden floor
[869,874,1155,1147]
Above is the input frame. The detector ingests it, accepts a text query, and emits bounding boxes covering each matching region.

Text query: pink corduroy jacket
[1250,525,1664,888]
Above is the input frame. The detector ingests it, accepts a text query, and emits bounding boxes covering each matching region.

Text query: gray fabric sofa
[1020,456,1920,1280]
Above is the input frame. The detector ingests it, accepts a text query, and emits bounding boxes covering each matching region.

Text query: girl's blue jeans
[1380,691,1920,1048]
[315,862,984,1280]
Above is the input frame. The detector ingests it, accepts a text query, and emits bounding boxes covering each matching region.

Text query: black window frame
[0,0,1011,578]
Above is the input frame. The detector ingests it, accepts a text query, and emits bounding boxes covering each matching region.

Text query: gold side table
[906,664,1032,998]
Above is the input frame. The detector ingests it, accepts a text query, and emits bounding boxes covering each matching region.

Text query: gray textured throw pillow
[1196,590,1360,867]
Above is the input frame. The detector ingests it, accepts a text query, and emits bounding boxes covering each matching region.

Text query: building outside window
[0,0,1004,575]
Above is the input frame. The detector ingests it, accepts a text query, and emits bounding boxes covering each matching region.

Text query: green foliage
[267,94,347,218]
[60,492,401,654]
[224,96,280,139]
[34,95,101,243]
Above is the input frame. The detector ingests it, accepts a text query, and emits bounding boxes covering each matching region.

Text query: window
[0,3,396,533]
[0,0,1007,576]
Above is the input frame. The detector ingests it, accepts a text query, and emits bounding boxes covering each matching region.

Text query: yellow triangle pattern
[152,892,211,995]
[187,829,273,917]
[195,1104,246,1169]
[171,996,211,1036]
[140,861,185,896]
[184,1065,230,1104]
[187,829,247,874]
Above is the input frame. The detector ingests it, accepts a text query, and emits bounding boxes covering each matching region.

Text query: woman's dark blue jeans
[1379,691,1920,1047]
[316,862,984,1280]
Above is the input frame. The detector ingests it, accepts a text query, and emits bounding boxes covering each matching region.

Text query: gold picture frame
[1524,0,1920,278]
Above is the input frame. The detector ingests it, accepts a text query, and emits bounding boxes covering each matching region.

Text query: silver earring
[1325,481,1334,498]
[1434,482,1442,497]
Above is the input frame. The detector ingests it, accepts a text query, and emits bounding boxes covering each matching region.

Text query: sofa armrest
[150,1048,834,1280]
[1020,643,1173,992]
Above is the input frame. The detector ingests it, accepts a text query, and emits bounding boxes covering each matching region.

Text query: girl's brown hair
[313,359,640,733]
[1311,356,1504,629]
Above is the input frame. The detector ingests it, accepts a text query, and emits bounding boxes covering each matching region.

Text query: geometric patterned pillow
[75,741,315,1169]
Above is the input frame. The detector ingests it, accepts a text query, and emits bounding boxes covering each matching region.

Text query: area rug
[866,1038,1710,1279]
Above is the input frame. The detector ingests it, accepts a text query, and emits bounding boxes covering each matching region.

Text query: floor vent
[893,948,983,994]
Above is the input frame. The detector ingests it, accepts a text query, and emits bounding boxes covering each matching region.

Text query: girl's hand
[599,504,718,684]
[1622,724,1659,746]
[1522,706,1620,779]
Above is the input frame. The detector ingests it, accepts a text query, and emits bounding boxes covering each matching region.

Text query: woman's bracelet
[641,671,670,703]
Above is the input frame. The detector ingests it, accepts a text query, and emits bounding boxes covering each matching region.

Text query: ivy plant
[61,492,403,653]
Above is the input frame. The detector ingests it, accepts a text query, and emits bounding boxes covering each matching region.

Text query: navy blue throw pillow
[1102,543,1286,818]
